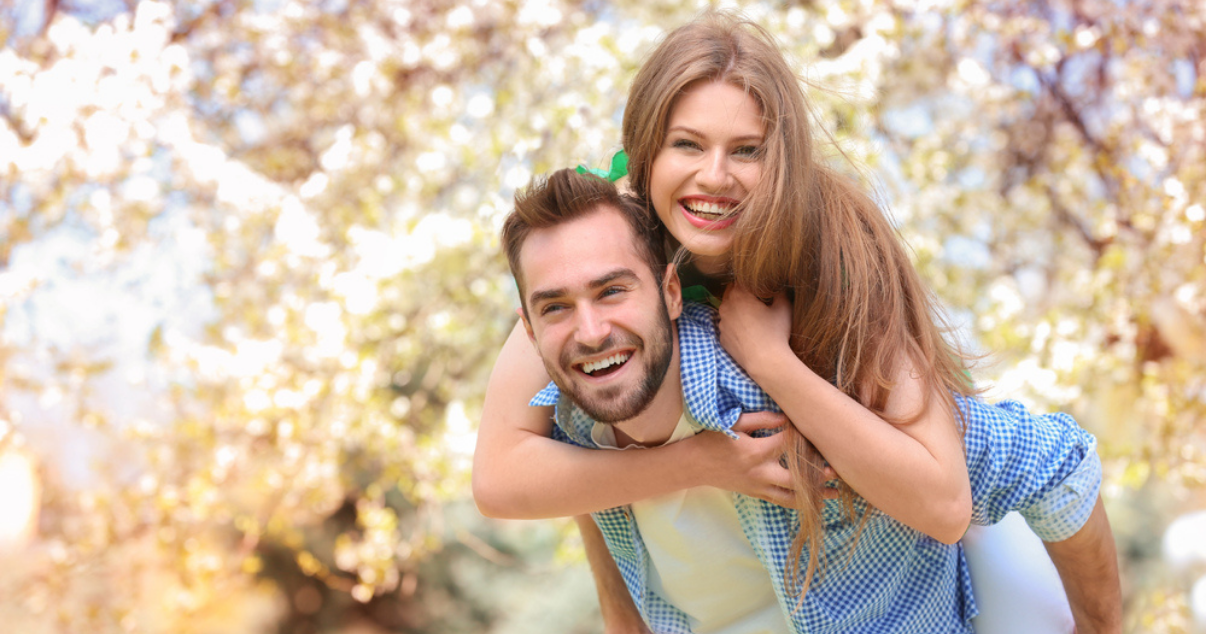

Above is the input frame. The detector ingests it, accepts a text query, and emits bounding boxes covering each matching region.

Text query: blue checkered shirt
[531,302,1101,633]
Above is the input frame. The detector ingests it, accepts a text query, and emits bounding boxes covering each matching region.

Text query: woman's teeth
[583,353,630,375]
[684,201,730,220]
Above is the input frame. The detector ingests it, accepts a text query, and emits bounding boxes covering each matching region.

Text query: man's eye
[601,287,624,298]
[540,304,565,316]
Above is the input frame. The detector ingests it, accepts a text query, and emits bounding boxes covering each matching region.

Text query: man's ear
[662,263,682,320]
[518,306,536,342]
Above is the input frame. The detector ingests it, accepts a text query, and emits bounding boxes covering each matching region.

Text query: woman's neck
[691,254,730,279]
[679,261,731,297]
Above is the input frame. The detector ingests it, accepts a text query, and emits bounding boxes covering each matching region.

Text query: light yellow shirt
[592,414,791,634]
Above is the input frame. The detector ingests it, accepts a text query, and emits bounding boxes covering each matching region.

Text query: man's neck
[610,344,684,448]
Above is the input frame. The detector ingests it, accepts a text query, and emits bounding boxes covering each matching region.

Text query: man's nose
[573,305,611,347]
[696,150,731,192]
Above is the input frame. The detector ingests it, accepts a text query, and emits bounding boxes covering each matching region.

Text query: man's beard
[549,301,674,424]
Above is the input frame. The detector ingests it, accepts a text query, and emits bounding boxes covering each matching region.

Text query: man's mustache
[560,333,638,368]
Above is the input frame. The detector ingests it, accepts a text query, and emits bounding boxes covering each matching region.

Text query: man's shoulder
[676,301,721,377]
[958,395,1095,449]
[676,300,780,426]
[679,300,718,328]
[676,301,721,353]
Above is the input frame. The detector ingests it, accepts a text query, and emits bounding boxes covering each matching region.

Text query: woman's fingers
[691,424,846,508]
[731,410,789,434]
[689,428,799,500]
[717,284,795,374]
[761,486,796,507]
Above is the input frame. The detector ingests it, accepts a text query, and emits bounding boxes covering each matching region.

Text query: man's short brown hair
[502,168,667,313]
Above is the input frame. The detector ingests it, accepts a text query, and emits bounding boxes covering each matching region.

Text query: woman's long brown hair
[622,10,977,599]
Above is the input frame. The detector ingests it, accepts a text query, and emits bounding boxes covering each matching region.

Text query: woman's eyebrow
[666,125,763,143]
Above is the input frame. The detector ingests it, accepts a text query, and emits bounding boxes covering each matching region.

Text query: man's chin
[578,403,645,425]
[569,386,649,424]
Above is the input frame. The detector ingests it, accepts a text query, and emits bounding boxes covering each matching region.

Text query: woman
[474,10,1084,632]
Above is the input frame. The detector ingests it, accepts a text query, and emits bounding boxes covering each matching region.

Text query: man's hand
[1043,496,1123,634]
[686,411,838,507]
[576,515,652,634]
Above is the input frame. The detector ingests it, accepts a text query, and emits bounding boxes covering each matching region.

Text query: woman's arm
[717,285,972,543]
[471,320,797,519]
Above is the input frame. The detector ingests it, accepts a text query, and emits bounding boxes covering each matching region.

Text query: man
[501,168,1121,633]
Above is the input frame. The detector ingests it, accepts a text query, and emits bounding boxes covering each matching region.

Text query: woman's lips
[679,199,739,230]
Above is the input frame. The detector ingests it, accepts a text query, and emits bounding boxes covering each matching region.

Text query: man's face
[519,207,680,423]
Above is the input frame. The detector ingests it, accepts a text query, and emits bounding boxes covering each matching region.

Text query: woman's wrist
[743,341,800,386]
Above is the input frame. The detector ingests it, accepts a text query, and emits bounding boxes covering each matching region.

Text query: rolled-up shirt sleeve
[961,397,1102,542]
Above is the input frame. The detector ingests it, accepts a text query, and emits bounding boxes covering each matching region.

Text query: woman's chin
[686,251,732,277]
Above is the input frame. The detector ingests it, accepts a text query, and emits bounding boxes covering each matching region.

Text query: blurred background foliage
[0,0,1202,632]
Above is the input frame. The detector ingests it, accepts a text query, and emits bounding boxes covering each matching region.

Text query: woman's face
[649,80,765,275]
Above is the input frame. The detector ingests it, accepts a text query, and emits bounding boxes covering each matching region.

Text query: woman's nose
[696,151,731,192]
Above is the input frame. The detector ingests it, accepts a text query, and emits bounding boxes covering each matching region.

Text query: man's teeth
[583,353,630,375]
[684,201,729,219]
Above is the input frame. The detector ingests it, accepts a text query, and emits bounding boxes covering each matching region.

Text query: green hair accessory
[682,285,722,309]
[575,150,629,183]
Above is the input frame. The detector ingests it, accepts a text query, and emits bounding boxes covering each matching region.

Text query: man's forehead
[519,207,650,291]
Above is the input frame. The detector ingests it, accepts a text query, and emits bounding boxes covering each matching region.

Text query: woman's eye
[671,138,701,151]
[734,145,761,158]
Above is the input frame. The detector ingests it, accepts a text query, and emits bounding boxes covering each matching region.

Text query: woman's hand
[685,411,837,507]
[717,284,794,379]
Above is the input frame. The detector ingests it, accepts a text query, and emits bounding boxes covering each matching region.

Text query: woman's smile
[677,194,742,230]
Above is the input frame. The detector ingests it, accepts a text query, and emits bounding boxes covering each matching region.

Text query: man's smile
[576,350,634,378]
